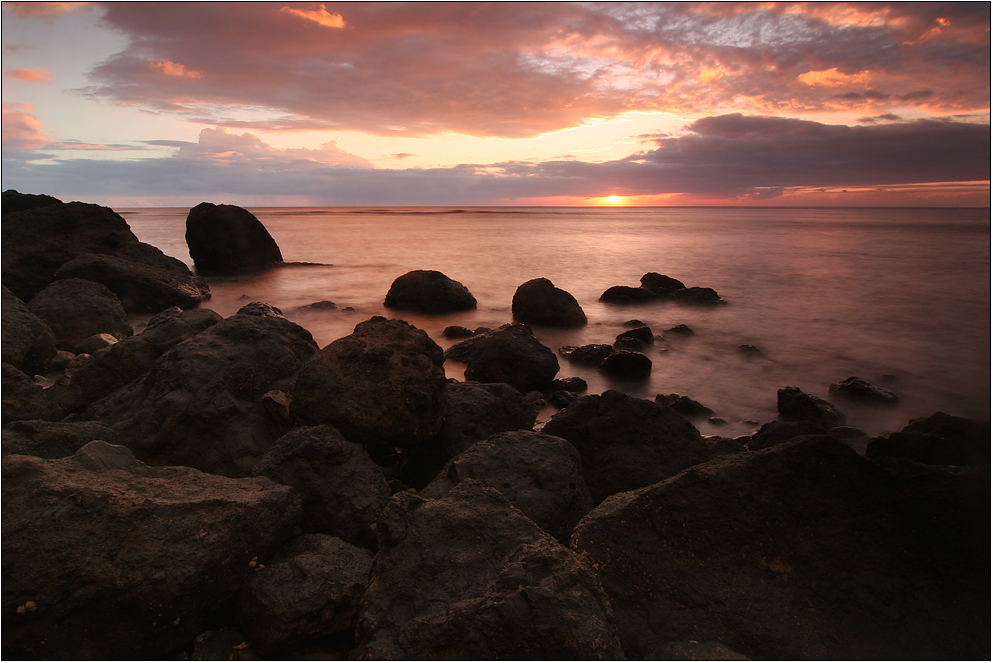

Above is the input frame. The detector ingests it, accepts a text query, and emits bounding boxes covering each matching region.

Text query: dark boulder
[829,376,900,405]
[2,419,120,459]
[542,390,729,504]
[238,534,373,657]
[384,270,477,314]
[1,189,62,216]
[598,285,657,304]
[2,201,139,301]
[442,325,475,339]
[237,301,283,317]
[552,376,588,393]
[185,202,282,273]
[397,380,536,490]
[28,278,132,351]
[559,343,615,367]
[252,425,390,549]
[55,242,210,313]
[292,317,447,461]
[672,286,723,305]
[355,480,623,659]
[571,436,989,660]
[614,326,655,350]
[777,386,846,428]
[105,311,318,477]
[2,441,301,660]
[1,363,63,424]
[656,393,715,419]
[640,272,686,296]
[421,430,594,543]
[73,333,118,355]
[746,419,826,451]
[599,350,652,380]
[512,277,587,328]
[1,286,57,375]
[664,323,695,338]
[59,307,223,415]
[445,323,559,393]
[866,412,990,466]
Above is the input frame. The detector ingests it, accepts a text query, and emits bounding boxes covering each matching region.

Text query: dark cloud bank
[4,114,989,205]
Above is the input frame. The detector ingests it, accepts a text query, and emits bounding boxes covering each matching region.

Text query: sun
[601,195,626,205]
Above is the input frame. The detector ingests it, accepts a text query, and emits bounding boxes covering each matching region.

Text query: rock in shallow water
[185,202,283,274]
[384,269,477,314]
[512,277,587,328]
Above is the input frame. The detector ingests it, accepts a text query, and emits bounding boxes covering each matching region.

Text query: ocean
[118,206,991,440]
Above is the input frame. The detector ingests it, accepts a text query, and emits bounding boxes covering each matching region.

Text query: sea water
[118,206,991,439]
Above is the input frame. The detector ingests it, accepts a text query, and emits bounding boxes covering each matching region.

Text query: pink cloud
[2,102,51,150]
[3,68,54,83]
[279,4,345,28]
[2,2,92,17]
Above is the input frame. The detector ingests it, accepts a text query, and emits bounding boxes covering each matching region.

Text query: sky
[1,1,990,207]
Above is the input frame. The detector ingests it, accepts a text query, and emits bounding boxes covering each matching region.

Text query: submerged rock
[446,323,559,393]
[672,286,723,305]
[640,272,687,296]
[829,376,900,405]
[512,277,587,328]
[599,285,657,304]
[384,269,477,314]
[185,202,283,273]
[2,441,301,660]
[599,350,652,380]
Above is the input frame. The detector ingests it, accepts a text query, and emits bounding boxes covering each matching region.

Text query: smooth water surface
[119,206,991,438]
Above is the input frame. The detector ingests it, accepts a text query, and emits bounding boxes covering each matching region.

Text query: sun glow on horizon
[601,194,626,205]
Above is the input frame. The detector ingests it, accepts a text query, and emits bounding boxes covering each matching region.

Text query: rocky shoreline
[2,191,989,660]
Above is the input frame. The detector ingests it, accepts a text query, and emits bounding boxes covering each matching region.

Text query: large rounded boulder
[445,323,559,393]
[512,278,587,328]
[292,317,448,461]
[2,201,139,301]
[185,202,282,273]
[384,270,476,314]
[28,278,133,351]
[1,286,57,375]
[355,479,623,659]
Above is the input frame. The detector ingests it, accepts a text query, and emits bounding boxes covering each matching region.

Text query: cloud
[2,102,51,150]
[2,115,987,206]
[150,60,203,79]
[3,68,54,83]
[78,3,989,139]
[279,4,345,28]
[2,2,92,17]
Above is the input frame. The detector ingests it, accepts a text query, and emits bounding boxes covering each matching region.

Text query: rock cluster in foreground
[1,194,989,660]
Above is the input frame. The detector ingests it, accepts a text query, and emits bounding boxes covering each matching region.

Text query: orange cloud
[279,4,345,28]
[3,68,53,83]
[797,68,871,88]
[150,60,203,79]
[2,102,51,150]
[2,2,92,17]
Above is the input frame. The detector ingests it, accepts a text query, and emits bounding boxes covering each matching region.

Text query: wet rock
[829,376,900,405]
[237,301,283,317]
[298,300,337,311]
[547,390,580,409]
[736,344,763,357]
[552,376,588,393]
[185,202,283,274]
[74,332,118,355]
[1,441,301,660]
[238,534,373,657]
[614,326,655,350]
[384,270,477,314]
[543,390,726,504]
[421,430,594,543]
[663,323,695,338]
[559,343,615,367]
[355,480,623,659]
[2,419,120,459]
[746,419,827,451]
[1,189,62,216]
[55,241,210,313]
[512,277,587,328]
[105,311,318,477]
[640,272,686,296]
[1,363,64,424]
[599,285,658,304]
[599,350,652,380]
[442,325,475,339]
[672,286,723,305]
[252,425,390,549]
[777,386,846,428]
[2,201,139,301]
[396,380,536,490]
[1,286,57,375]
[571,436,988,660]
[866,412,990,466]
[59,307,223,415]
[656,393,715,419]
[28,278,132,351]
[292,317,447,461]
[445,323,559,393]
